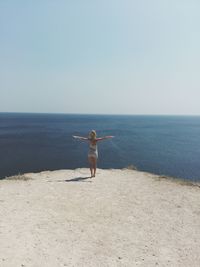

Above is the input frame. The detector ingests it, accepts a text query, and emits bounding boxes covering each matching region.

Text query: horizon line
[0,111,200,117]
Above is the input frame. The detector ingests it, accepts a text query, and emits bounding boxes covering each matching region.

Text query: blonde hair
[89,130,97,140]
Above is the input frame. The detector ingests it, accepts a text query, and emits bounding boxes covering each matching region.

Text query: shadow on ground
[65,176,93,182]
[48,176,93,183]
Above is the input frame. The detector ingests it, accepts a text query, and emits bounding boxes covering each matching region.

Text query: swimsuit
[88,143,98,159]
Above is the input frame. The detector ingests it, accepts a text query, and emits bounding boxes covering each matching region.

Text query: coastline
[0,168,200,266]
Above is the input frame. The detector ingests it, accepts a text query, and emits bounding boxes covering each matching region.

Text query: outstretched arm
[72,135,89,141]
[96,136,114,141]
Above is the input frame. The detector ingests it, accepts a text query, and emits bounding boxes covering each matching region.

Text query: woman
[73,130,114,177]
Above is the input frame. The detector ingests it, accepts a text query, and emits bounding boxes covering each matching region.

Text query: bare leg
[90,157,97,177]
[93,158,97,177]
[88,156,94,177]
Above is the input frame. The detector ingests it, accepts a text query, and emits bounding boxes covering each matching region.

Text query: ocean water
[0,113,200,181]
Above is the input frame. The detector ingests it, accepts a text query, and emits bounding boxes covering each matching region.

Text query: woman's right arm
[96,136,114,141]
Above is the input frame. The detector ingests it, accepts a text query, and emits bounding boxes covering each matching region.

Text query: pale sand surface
[0,168,200,267]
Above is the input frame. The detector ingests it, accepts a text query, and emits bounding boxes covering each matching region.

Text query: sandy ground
[0,168,200,267]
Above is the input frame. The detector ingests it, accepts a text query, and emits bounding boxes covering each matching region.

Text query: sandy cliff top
[0,168,200,267]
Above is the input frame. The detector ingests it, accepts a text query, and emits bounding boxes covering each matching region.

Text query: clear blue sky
[0,0,200,115]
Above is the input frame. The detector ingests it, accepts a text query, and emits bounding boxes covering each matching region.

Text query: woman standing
[73,130,114,177]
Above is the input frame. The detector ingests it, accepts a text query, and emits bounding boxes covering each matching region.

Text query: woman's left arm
[73,136,89,141]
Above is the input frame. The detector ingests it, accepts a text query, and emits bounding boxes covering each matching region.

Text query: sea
[0,112,200,181]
